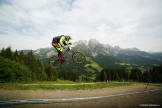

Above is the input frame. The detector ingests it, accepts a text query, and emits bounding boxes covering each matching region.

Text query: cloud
[0,0,162,51]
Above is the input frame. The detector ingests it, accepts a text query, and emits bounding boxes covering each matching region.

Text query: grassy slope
[85,57,103,73]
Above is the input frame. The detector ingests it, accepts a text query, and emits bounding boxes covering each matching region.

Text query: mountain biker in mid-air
[52,35,72,62]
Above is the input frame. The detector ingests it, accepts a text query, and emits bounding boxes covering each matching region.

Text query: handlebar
[63,45,72,50]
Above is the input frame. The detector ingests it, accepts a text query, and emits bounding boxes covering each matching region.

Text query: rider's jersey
[53,35,67,46]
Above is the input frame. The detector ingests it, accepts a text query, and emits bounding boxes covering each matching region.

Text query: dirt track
[0,83,162,108]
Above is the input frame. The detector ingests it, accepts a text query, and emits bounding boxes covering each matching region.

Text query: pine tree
[123,70,129,81]
[45,66,58,81]
[23,50,38,81]
[115,72,120,81]
[136,69,142,81]
[37,60,47,81]
[130,68,140,81]
[0,47,13,60]
[130,68,135,81]
[100,69,105,81]
[19,51,25,64]
[0,48,5,57]
[13,50,19,62]
[107,70,111,81]
[149,65,162,83]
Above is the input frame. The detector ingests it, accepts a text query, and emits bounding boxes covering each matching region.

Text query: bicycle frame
[49,46,86,68]
[62,47,74,57]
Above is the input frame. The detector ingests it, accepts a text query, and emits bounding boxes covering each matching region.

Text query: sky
[0,0,162,52]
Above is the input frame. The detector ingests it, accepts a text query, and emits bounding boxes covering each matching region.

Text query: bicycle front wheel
[72,52,86,64]
[49,56,62,68]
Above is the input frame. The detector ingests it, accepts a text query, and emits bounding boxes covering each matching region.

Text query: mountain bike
[49,46,86,68]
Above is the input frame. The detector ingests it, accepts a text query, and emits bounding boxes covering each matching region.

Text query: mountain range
[30,39,162,74]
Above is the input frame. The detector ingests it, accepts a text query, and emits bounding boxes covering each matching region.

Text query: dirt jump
[0,83,162,108]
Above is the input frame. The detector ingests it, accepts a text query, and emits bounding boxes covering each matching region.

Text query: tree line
[0,47,162,83]
[0,47,80,83]
[97,65,162,83]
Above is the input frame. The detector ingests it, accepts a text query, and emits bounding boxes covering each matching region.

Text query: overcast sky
[0,0,162,52]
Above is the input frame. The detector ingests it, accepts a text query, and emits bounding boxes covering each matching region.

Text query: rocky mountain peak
[132,47,140,51]
[88,39,100,50]
[73,38,147,57]
[88,39,99,44]
[78,40,88,45]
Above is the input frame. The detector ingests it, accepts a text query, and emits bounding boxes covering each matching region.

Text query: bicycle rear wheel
[49,56,62,68]
[72,52,86,64]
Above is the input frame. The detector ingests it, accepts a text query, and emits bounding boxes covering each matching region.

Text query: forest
[0,47,162,83]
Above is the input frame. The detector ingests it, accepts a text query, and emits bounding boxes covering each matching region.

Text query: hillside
[26,39,161,80]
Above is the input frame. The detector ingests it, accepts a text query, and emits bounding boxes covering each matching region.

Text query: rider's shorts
[52,42,62,52]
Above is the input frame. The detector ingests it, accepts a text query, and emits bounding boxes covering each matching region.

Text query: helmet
[65,35,72,41]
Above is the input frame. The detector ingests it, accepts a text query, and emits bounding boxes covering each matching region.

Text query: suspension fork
[69,49,75,54]
[63,48,72,59]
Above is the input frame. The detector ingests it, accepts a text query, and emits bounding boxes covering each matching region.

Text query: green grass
[85,57,103,72]
[30,80,78,84]
[0,82,133,90]
[115,62,130,66]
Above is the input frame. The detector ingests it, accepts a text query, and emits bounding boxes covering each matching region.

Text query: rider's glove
[63,46,66,49]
